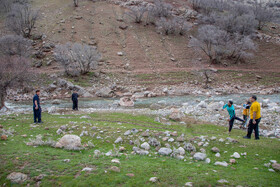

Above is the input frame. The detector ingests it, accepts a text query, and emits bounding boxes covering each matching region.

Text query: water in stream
[4,94,280,113]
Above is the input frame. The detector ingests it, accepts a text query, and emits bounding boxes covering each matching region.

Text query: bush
[54,43,101,77]
[126,6,148,24]
[156,17,191,35]
[252,1,276,30]
[5,3,39,38]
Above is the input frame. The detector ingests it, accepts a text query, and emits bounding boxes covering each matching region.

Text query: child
[241,100,251,129]
[223,101,245,134]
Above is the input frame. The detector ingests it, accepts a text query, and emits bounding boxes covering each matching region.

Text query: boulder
[114,137,123,143]
[272,163,280,171]
[231,152,241,159]
[184,143,196,152]
[211,147,220,153]
[7,172,27,183]
[96,87,113,98]
[55,135,82,149]
[158,147,172,155]
[119,97,134,107]
[193,152,207,161]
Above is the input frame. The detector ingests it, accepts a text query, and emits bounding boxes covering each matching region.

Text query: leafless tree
[73,0,79,7]
[190,25,229,63]
[5,3,39,38]
[0,0,29,14]
[0,35,31,110]
[54,43,101,76]
[126,6,148,24]
[156,17,191,35]
[252,1,275,30]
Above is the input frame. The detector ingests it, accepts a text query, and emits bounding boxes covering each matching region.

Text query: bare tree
[126,6,148,24]
[0,0,29,14]
[0,35,31,110]
[6,3,39,38]
[54,43,101,76]
[156,17,191,35]
[252,1,275,30]
[190,25,229,63]
[73,0,78,7]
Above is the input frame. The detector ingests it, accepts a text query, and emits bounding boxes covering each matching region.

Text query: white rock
[268,169,275,172]
[7,172,27,183]
[168,138,174,142]
[111,159,120,164]
[214,161,228,167]
[177,147,185,155]
[149,177,158,183]
[82,167,94,171]
[185,182,193,186]
[205,158,211,164]
[141,142,150,150]
[55,135,81,149]
[231,152,241,159]
[215,153,221,157]
[114,137,123,143]
[158,147,172,155]
[124,130,131,136]
[193,152,207,161]
[217,179,229,184]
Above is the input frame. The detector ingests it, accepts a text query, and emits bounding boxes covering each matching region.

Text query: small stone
[231,152,241,159]
[158,147,172,156]
[141,142,150,150]
[126,173,134,177]
[185,182,193,186]
[149,177,158,183]
[63,159,70,162]
[124,130,131,136]
[119,147,126,152]
[82,167,94,172]
[110,166,120,172]
[268,169,275,172]
[1,135,7,140]
[205,158,211,164]
[218,179,229,184]
[211,147,220,153]
[215,153,221,157]
[230,159,236,164]
[111,159,120,164]
[272,163,280,171]
[214,161,228,167]
[114,137,123,143]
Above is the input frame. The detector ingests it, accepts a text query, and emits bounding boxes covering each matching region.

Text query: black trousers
[246,118,261,139]
[33,108,41,123]
[229,116,244,132]
[73,100,78,110]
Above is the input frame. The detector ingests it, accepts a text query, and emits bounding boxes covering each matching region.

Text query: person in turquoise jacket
[223,101,244,133]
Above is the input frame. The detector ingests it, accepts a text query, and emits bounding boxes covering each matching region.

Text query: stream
[3,94,280,113]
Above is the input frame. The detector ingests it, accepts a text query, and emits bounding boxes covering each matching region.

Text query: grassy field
[0,112,279,186]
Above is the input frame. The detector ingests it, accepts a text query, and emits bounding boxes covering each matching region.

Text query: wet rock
[7,172,27,183]
[119,97,134,107]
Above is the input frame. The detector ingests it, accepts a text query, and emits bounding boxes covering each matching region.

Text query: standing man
[33,90,42,123]
[244,95,261,140]
[71,90,79,111]
[222,100,244,134]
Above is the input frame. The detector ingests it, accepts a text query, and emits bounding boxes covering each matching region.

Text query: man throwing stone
[33,90,42,123]
[71,90,79,111]
[244,95,261,140]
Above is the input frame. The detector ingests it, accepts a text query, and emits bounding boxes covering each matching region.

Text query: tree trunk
[0,91,6,110]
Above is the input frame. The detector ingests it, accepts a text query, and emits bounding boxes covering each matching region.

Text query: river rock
[7,172,27,183]
[197,101,207,108]
[55,135,82,149]
[119,97,134,107]
[193,152,207,161]
[158,147,172,155]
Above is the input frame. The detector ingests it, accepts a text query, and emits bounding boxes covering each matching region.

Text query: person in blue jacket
[222,100,244,133]
[33,90,42,123]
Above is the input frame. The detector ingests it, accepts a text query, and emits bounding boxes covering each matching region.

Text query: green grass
[0,113,279,186]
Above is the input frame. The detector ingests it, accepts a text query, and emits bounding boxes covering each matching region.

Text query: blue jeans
[33,107,41,123]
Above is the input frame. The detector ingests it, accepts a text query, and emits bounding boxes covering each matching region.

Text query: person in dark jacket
[72,90,79,110]
[33,90,42,123]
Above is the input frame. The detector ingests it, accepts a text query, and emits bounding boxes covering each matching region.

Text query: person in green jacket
[222,101,244,133]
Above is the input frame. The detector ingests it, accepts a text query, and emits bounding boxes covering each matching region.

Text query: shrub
[54,43,101,77]
[156,17,191,35]
[126,6,148,24]
[5,3,39,38]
